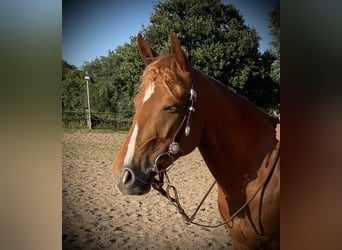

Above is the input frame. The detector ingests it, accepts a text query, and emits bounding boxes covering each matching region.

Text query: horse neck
[193,69,277,197]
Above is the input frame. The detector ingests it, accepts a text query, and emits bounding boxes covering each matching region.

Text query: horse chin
[115,181,151,195]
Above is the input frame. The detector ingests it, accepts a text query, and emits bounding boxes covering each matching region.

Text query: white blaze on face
[123,124,139,166]
[143,82,155,103]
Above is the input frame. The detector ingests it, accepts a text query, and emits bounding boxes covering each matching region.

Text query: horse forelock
[137,55,191,104]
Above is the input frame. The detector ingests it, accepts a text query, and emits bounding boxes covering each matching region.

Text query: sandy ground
[62,130,232,249]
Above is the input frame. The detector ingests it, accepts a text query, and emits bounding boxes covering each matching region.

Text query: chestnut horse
[112,32,280,249]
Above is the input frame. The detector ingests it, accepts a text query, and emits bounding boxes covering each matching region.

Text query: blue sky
[63,0,278,68]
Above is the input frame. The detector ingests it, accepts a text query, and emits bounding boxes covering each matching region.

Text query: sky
[63,0,279,68]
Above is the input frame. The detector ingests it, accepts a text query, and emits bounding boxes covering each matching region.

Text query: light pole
[84,71,92,129]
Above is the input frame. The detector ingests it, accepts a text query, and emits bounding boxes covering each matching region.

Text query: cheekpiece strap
[185,87,196,136]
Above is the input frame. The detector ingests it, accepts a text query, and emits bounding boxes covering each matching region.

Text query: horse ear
[137,33,158,65]
[170,32,188,71]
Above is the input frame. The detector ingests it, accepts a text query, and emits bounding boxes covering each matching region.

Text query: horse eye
[163,105,178,112]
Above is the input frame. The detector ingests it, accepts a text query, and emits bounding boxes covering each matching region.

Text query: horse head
[113,32,203,195]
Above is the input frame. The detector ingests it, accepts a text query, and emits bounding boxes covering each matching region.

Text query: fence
[62,111,133,130]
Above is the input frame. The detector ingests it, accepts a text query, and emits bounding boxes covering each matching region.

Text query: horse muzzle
[113,150,175,195]
[114,167,154,195]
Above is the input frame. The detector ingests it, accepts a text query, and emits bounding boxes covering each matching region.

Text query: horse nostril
[122,169,132,185]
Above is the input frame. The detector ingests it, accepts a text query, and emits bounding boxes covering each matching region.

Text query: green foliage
[113,40,145,115]
[269,4,280,84]
[78,39,144,116]
[141,0,278,112]
[62,0,280,123]
[62,60,86,111]
[269,4,280,56]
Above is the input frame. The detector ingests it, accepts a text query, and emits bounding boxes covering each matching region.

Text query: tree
[143,0,260,90]
[62,65,86,111]
[113,39,145,115]
[242,50,279,111]
[140,0,278,111]
[269,4,280,83]
[62,59,77,81]
[78,38,144,116]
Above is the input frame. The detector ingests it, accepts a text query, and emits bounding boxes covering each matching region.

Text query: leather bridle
[149,86,197,184]
[149,86,280,228]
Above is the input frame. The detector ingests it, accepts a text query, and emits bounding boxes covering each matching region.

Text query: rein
[153,140,280,228]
